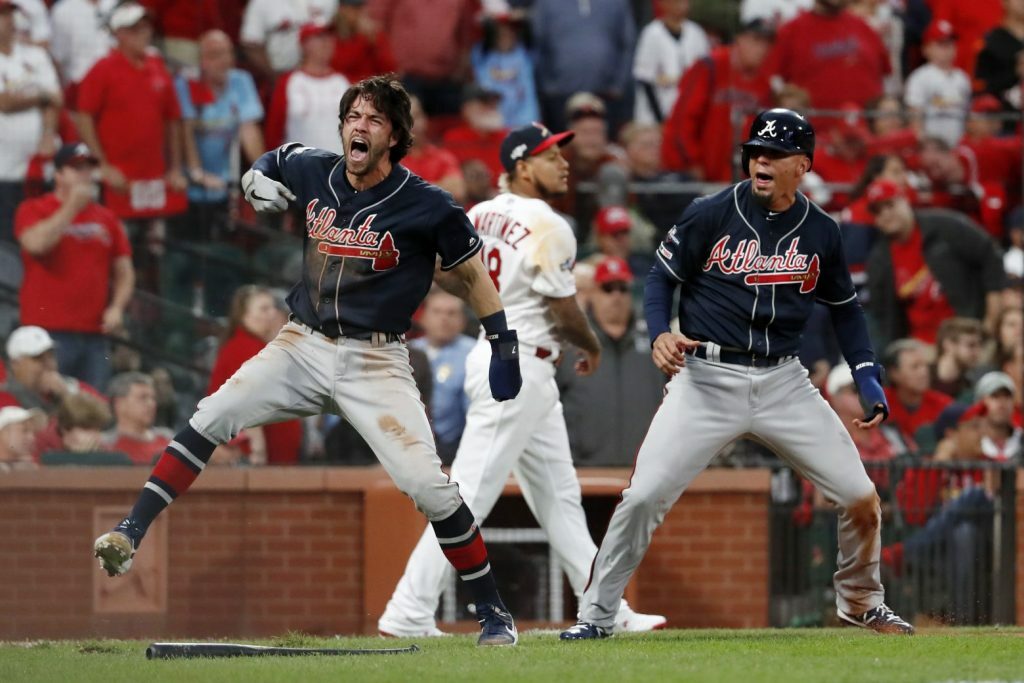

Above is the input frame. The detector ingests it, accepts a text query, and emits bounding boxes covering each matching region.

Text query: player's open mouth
[754,171,774,187]
[349,138,369,162]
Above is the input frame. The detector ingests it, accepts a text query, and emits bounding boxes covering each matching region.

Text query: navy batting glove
[487,330,522,402]
[852,362,889,422]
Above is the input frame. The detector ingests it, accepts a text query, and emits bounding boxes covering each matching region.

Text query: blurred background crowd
[0,0,1020,487]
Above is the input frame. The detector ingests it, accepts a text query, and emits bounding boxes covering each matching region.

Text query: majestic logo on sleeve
[703,236,820,293]
[305,199,399,271]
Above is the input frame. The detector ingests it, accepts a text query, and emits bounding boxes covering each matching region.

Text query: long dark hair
[849,154,899,202]
[337,73,414,164]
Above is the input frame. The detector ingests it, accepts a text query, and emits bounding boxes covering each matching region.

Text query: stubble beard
[751,186,773,208]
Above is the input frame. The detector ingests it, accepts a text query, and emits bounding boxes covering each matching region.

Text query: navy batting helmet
[741,108,815,174]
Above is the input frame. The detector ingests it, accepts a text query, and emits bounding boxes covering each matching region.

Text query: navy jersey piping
[765,193,810,357]
[732,183,760,352]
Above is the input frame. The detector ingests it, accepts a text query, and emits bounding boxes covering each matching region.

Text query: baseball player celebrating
[561,109,914,639]
[93,74,523,647]
[378,124,666,638]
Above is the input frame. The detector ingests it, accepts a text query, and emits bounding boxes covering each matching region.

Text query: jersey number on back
[482,247,502,292]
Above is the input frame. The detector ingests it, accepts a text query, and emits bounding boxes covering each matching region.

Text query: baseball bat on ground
[145,642,420,659]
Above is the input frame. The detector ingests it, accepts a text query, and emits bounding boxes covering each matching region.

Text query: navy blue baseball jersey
[254,143,482,335]
[654,180,860,359]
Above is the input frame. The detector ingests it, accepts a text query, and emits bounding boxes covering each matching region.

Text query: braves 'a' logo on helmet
[757,120,777,138]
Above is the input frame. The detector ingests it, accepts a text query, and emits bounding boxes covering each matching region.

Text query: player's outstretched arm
[546,296,601,376]
[448,257,522,401]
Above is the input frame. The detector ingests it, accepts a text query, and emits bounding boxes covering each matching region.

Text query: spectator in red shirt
[812,104,872,209]
[75,3,186,291]
[138,0,222,67]
[0,325,105,455]
[441,84,508,191]
[402,94,466,203]
[14,143,134,390]
[207,285,302,465]
[49,391,113,457]
[883,338,954,442]
[916,135,1007,240]
[769,0,890,119]
[662,18,774,183]
[102,371,173,465]
[959,94,1021,198]
[865,179,1005,346]
[368,0,478,116]
[331,0,396,84]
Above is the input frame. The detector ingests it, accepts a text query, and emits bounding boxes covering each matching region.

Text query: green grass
[2,628,1023,683]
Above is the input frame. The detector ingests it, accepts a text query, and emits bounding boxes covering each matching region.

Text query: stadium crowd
[0,0,1020,516]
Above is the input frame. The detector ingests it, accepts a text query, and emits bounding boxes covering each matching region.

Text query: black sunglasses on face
[599,282,630,294]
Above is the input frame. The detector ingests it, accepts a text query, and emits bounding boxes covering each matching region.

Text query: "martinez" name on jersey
[473,211,532,249]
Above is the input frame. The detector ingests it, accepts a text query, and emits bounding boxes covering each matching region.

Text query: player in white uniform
[378,124,667,637]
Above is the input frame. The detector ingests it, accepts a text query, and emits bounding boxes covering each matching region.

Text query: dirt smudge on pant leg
[847,491,881,563]
[378,415,418,449]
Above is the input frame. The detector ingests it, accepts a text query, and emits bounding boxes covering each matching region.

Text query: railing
[770,459,1018,627]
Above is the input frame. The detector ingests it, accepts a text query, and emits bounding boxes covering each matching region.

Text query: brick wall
[0,467,771,639]
[635,473,770,628]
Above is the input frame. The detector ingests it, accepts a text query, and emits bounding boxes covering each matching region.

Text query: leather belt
[289,316,403,345]
[689,343,794,368]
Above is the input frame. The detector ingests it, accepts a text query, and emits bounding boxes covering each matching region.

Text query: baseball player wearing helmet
[378,124,667,637]
[93,74,523,647]
[561,109,914,639]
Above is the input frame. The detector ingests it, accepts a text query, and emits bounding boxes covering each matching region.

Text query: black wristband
[479,310,508,336]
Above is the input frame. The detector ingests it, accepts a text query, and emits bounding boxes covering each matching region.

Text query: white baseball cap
[0,406,32,431]
[826,363,855,398]
[975,371,1016,398]
[5,325,55,360]
[108,2,149,31]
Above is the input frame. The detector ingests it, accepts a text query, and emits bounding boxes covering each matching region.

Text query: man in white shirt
[240,0,338,82]
[904,20,971,147]
[50,0,117,86]
[633,0,710,124]
[379,123,666,638]
[0,0,60,242]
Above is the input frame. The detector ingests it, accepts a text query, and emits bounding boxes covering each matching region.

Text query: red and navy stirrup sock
[126,425,218,542]
[431,502,505,609]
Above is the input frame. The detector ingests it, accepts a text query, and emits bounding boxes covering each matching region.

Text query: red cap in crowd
[594,256,633,285]
[866,179,906,211]
[923,20,957,45]
[970,94,1002,114]
[595,206,631,235]
[299,22,332,42]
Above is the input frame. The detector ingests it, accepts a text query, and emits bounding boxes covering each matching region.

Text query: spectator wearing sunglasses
[557,256,666,466]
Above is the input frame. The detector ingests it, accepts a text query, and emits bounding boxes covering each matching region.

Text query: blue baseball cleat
[476,603,518,646]
[560,621,610,640]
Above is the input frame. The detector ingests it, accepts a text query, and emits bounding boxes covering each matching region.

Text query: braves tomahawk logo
[306,199,400,271]
[703,236,819,293]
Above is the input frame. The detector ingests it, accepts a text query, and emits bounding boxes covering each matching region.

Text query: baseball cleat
[377,614,448,638]
[93,517,143,577]
[614,600,667,632]
[837,603,914,635]
[475,603,518,646]
[560,621,610,640]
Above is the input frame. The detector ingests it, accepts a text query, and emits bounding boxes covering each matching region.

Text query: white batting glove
[241,169,296,213]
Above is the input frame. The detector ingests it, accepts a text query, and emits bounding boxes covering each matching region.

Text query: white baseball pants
[381,339,599,628]
[190,321,462,519]
[579,355,884,628]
